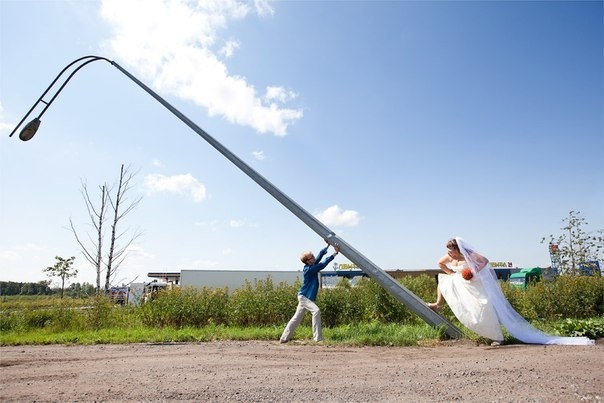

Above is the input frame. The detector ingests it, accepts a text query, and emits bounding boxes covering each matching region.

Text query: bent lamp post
[9,55,463,339]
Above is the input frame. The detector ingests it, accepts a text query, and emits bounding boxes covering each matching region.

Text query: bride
[428,237,594,346]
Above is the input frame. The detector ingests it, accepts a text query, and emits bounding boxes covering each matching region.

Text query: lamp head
[19,118,41,141]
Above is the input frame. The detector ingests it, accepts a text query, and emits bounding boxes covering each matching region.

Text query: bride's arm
[437,254,454,274]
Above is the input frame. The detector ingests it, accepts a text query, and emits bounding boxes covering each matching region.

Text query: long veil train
[456,237,594,346]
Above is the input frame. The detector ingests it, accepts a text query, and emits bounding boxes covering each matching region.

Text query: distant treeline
[0,281,96,298]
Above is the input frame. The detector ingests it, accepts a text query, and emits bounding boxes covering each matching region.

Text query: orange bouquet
[461,268,473,280]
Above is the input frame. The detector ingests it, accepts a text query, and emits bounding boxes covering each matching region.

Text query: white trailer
[180,270,302,293]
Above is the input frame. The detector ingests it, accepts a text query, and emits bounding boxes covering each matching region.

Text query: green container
[509,267,542,289]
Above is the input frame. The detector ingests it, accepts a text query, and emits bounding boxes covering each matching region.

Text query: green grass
[0,322,446,346]
[1,275,602,346]
[0,295,91,310]
[327,322,445,346]
[8,318,595,347]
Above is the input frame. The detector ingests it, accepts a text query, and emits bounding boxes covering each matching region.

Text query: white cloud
[190,259,220,269]
[194,220,218,232]
[194,220,218,227]
[220,40,240,58]
[252,150,265,161]
[0,243,63,283]
[228,219,257,228]
[100,0,302,136]
[222,248,233,255]
[152,159,163,168]
[0,249,20,261]
[0,243,49,262]
[253,0,275,17]
[315,205,361,227]
[0,102,15,135]
[124,244,156,260]
[229,219,245,228]
[143,173,207,202]
[264,86,297,103]
[0,122,12,135]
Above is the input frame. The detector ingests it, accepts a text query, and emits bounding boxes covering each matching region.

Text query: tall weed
[140,286,229,327]
[228,278,298,326]
[523,276,603,319]
[2,273,601,344]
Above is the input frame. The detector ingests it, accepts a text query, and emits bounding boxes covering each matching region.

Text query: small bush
[0,311,17,332]
[140,286,230,328]
[320,285,366,326]
[400,274,438,302]
[553,317,604,339]
[523,276,603,320]
[24,309,55,329]
[85,296,117,330]
[228,277,300,326]
[49,305,85,332]
[500,282,538,320]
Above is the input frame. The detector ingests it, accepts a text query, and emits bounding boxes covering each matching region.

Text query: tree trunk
[60,276,65,299]
[69,183,107,294]
[96,185,106,293]
[105,165,124,293]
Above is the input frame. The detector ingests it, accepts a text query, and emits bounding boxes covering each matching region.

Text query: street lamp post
[9,55,463,339]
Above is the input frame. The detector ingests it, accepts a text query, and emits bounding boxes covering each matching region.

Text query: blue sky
[1,0,602,287]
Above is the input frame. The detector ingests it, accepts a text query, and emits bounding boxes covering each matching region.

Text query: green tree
[0,281,51,296]
[44,256,78,298]
[542,211,604,275]
[0,281,21,295]
[33,280,52,295]
[64,282,96,298]
[19,282,33,295]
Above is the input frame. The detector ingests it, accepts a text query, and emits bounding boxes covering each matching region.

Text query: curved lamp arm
[10,56,110,140]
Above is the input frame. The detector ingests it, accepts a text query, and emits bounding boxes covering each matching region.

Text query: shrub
[85,296,117,330]
[2,272,601,339]
[500,282,538,320]
[324,277,426,325]
[140,286,229,328]
[319,284,367,327]
[0,301,89,333]
[24,309,55,329]
[523,276,603,320]
[400,274,438,302]
[553,317,604,339]
[228,278,298,326]
[0,311,17,332]
[49,305,85,332]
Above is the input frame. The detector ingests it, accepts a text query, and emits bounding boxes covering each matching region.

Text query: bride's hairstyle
[446,238,459,252]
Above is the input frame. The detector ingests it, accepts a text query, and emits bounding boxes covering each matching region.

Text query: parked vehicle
[509,267,542,289]
[578,261,601,276]
[109,286,128,304]
[142,280,168,303]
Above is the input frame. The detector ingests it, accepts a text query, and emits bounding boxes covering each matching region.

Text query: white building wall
[180,270,302,292]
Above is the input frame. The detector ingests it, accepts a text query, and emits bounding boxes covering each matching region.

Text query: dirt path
[1,340,602,402]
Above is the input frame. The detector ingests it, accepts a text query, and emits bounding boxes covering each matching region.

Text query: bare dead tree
[104,164,143,292]
[70,164,143,294]
[70,183,108,292]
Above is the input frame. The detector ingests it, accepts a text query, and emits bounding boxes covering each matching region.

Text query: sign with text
[490,261,514,268]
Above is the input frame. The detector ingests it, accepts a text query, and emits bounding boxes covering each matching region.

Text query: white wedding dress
[439,237,595,346]
[438,260,504,342]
